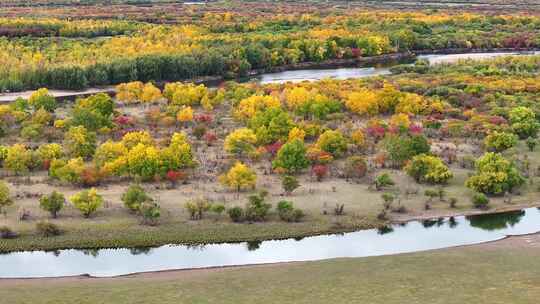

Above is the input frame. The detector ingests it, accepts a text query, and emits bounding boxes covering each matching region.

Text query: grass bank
[2,234,540,304]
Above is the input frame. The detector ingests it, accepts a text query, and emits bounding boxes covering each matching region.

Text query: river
[0,51,537,103]
[1,208,538,278]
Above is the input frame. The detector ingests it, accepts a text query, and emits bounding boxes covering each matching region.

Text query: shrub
[484,131,518,152]
[382,134,430,167]
[36,221,62,237]
[28,88,57,112]
[466,153,525,195]
[185,197,210,220]
[381,193,394,210]
[49,158,85,184]
[139,202,161,226]
[334,203,345,216]
[122,184,152,213]
[472,193,489,209]
[70,188,103,218]
[405,154,453,184]
[244,191,272,222]
[4,144,32,175]
[272,139,309,174]
[449,197,458,208]
[526,137,537,152]
[228,206,244,223]
[210,203,225,216]
[344,156,368,180]
[193,125,207,139]
[424,189,439,201]
[375,173,394,190]
[316,130,347,158]
[0,181,12,215]
[312,164,328,181]
[39,191,65,218]
[277,201,305,222]
[281,175,300,195]
[64,126,97,159]
[509,106,539,139]
[0,226,17,239]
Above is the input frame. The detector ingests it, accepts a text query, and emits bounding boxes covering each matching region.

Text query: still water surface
[1,208,538,278]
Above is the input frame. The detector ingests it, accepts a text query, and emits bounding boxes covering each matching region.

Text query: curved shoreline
[1,201,538,254]
[3,230,539,281]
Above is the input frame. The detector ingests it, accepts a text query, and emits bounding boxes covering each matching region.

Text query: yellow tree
[140,83,162,104]
[176,106,194,125]
[224,128,257,156]
[346,89,379,115]
[116,81,144,104]
[234,95,281,120]
[219,162,257,192]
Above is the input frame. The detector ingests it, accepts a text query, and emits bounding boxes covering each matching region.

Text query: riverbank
[3,47,537,103]
[2,232,539,303]
[1,195,538,254]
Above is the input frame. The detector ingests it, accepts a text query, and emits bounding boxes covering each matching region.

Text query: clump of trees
[466,153,525,195]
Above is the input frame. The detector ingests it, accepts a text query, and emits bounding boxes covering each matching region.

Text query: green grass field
[2,235,540,304]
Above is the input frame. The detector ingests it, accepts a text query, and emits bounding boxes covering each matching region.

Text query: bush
[210,203,225,216]
[0,226,17,239]
[405,154,453,184]
[36,221,62,237]
[39,191,65,218]
[472,193,489,209]
[526,137,537,152]
[28,88,57,112]
[466,152,525,195]
[316,130,347,158]
[312,164,328,181]
[344,156,368,180]
[0,181,12,215]
[375,173,394,190]
[70,188,103,218]
[139,202,161,226]
[122,184,152,213]
[281,175,300,195]
[244,191,272,222]
[228,206,244,223]
[484,131,518,152]
[277,200,305,222]
[185,197,210,220]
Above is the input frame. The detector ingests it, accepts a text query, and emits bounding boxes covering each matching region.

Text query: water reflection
[466,210,525,231]
[1,208,540,278]
[247,240,262,251]
[377,225,394,235]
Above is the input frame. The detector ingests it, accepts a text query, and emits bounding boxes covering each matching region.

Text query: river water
[1,208,538,278]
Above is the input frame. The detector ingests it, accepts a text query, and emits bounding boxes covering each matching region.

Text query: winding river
[1,51,540,279]
[1,208,539,278]
[0,51,538,103]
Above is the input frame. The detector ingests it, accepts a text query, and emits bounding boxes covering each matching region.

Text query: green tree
[272,139,309,174]
[281,175,300,195]
[509,106,539,139]
[122,184,152,213]
[0,181,12,215]
[39,191,65,218]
